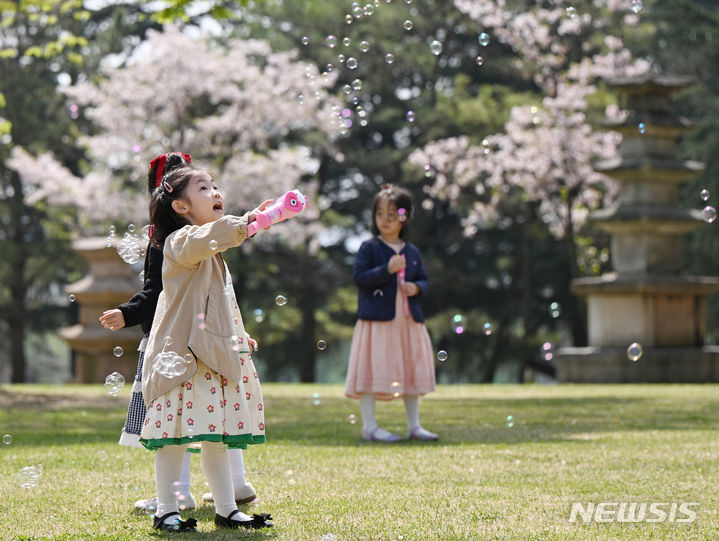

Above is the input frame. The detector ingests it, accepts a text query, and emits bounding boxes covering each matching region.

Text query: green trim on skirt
[140,433,265,451]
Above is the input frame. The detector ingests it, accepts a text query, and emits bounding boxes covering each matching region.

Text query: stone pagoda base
[556,346,719,383]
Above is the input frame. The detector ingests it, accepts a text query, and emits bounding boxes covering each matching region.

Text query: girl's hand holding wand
[387,254,406,274]
[248,200,275,230]
[399,282,420,296]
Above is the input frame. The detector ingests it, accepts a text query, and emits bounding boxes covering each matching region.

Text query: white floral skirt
[140,360,265,450]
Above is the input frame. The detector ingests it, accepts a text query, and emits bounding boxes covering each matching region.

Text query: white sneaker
[203,482,257,506]
[133,493,196,516]
[235,482,257,504]
[408,426,439,441]
[176,492,197,510]
[361,426,401,442]
[133,497,158,516]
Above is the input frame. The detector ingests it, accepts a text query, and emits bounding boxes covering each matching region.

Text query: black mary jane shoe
[153,512,198,532]
[214,509,274,529]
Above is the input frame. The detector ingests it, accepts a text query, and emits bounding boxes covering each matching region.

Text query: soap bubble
[98,450,107,461]
[208,239,218,251]
[104,372,125,396]
[197,312,206,330]
[359,40,370,53]
[638,122,646,134]
[437,350,448,362]
[254,308,264,322]
[451,314,465,334]
[352,78,362,91]
[430,40,442,55]
[153,352,189,378]
[549,302,561,318]
[478,33,490,46]
[700,189,710,201]
[301,36,309,46]
[317,340,327,350]
[476,56,484,66]
[68,294,76,303]
[505,415,514,428]
[127,224,136,233]
[348,414,356,424]
[363,4,374,16]
[346,57,358,70]
[385,53,395,64]
[326,35,337,48]
[406,111,416,123]
[403,20,413,31]
[626,342,643,362]
[631,0,643,13]
[275,294,288,306]
[565,6,576,18]
[702,206,717,223]
[482,322,493,336]
[17,466,41,488]
[116,232,142,264]
[3,434,12,445]
[113,346,123,358]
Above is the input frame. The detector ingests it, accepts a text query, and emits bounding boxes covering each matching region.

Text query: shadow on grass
[2,389,718,449]
[262,394,719,448]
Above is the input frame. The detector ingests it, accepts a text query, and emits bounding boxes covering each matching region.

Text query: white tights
[155,442,245,520]
[175,447,246,496]
[360,393,421,433]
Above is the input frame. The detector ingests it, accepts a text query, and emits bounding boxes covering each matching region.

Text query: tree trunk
[296,250,317,383]
[8,170,28,382]
[298,293,316,383]
[564,197,588,346]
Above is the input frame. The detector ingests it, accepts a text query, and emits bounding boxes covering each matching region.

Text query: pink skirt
[345,290,436,401]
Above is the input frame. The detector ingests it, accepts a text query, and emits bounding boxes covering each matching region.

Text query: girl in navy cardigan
[345,185,438,442]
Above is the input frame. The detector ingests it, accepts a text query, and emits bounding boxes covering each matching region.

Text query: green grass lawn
[0,383,717,540]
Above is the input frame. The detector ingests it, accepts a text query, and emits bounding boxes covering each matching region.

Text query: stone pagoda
[556,74,719,382]
[59,238,143,383]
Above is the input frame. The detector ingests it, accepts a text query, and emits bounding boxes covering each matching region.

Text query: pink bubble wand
[246,189,309,237]
[397,255,410,316]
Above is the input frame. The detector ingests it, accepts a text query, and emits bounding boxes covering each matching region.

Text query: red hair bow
[149,152,192,188]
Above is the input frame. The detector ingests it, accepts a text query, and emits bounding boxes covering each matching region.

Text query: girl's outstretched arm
[165,214,251,268]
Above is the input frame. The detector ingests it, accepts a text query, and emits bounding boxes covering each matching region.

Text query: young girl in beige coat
[139,161,273,532]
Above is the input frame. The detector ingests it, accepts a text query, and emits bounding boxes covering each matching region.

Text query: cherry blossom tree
[8,25,344,381]
[39,26,341,239]
[408,0,649,370]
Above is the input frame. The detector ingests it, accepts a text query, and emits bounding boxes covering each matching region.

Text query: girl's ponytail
[147,152,192,195]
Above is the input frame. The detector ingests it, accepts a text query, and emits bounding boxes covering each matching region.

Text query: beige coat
[142,214,251,405]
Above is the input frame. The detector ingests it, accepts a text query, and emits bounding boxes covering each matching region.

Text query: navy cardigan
[353,237,429,322]
[117,243,163,335]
